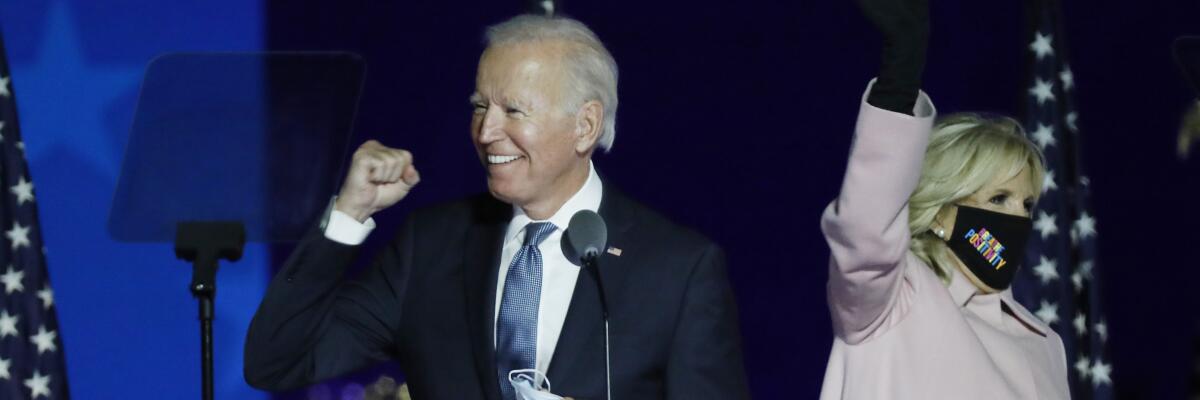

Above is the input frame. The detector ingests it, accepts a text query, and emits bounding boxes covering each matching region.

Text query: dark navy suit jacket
[243,185,749,399]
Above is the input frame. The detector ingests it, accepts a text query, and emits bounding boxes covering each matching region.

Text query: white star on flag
[0,120,5,142]
[1035,300,1059,324]
[30,325,57,355]
[0,265,23,294]
[0,356,8,380]
[10,177,34,205]
[0,76,9,97]
[1071,271,1083,292]
[37,285,54,310]
[1029,78,1056,105]
[1072,212,1097,242]
[1029,32,1054,59]
[1073,312,1087,336]
[6,221,30,250]
[1079,260,1095,281]
[1089,359,1112,387]
[1059,65,1074,91]
[1042,170,1057,194]
[1095,320,1108,342]
[23,369,50,399]
[1030,123,1056,149]
[1066,111,1078,132]
[0,310,19,338]
[1034,211,1058,239]
[1032,256,1059,284]
[1075,355,1091,380]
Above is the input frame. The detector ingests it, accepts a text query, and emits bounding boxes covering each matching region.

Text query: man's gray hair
[485,15,619,151]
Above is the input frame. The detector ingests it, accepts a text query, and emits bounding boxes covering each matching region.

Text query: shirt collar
[504,161,603,243]
[947,265,1048,337]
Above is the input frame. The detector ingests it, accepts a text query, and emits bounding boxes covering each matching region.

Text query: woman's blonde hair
[908,113,1046,283]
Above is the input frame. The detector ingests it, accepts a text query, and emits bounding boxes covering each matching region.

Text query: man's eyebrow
[468,93,484,104]
[503,96,532,110]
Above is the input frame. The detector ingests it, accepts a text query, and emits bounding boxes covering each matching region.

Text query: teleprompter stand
[109,53,364,399]
[175,222,245,400]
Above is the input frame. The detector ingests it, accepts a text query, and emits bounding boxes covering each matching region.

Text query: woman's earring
[933,227,946,239]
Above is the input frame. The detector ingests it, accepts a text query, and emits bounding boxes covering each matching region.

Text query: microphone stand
[581,252,612,400]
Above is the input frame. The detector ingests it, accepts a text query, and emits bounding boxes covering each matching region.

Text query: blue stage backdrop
[0,0,1196,399]
[0,1,268,398]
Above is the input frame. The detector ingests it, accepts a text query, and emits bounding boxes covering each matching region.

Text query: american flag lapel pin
[606,246,622,256]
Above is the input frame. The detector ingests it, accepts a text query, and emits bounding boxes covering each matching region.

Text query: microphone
[563,210,612,400]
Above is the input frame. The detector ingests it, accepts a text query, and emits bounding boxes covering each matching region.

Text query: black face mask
[945,205,1033,291]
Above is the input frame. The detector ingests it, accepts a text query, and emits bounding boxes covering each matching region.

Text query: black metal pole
[200,296,214,400]
[176,221,245,400]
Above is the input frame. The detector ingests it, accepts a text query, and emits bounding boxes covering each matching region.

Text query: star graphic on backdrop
[1089,359,1112,387]
[0,76,9,97]
[1066,111,1078,132]
[1059,65,1074,91]
[0,310,19,338]
[0,265,24,294]
[10,177,34,205]
[0,356,8,380]
[23,369,50,399]
[37,285,54,310]
[1072,212,1097,242]
[1030,32,1054,59]
[1035,300,1059,324]
[30,325,57,355]
[6,222,30,250]
[1073,312,1087,336]
[1042,169,1057,193]
[1075,355,1091,380]
[1029,78,1056,105]
[1030,123,1056,149]
[10,1,143,181]
[1071,271,1083,292]
[1095,320,1108,342]
[1032,256,1059,284]
[0,120,6,142]
[1034,211,1058,239]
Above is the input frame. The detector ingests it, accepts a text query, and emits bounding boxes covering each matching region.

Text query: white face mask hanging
[508,369,565,400]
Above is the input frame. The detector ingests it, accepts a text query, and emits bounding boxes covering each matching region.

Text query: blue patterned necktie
[496,221,557,400]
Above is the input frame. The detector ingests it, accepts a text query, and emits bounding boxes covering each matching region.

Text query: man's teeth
[487,155,522,164]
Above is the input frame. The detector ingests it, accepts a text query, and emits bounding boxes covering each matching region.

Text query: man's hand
[335,140,421,222]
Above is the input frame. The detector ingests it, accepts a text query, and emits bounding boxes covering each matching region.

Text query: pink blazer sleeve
[821,80,935,344]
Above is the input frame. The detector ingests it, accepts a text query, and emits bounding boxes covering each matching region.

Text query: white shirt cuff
[323,210,376,245]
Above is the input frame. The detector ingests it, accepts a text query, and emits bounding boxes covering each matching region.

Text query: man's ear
[574,100,604,154]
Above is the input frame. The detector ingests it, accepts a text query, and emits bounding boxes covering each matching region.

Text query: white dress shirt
[324,162,603,375]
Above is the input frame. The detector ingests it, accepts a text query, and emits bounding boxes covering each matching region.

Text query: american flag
[0,33,71,399]
[1013,0,1113,398]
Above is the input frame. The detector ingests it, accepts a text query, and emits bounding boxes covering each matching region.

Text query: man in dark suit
[243,14,748,400]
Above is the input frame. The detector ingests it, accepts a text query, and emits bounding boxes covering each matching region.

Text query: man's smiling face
[470,41,589,213]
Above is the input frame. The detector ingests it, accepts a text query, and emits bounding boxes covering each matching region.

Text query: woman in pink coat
[819,1,1072,399]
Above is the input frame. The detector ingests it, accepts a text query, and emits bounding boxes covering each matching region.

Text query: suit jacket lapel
[546,184,637,389]
[464,196,510,400]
